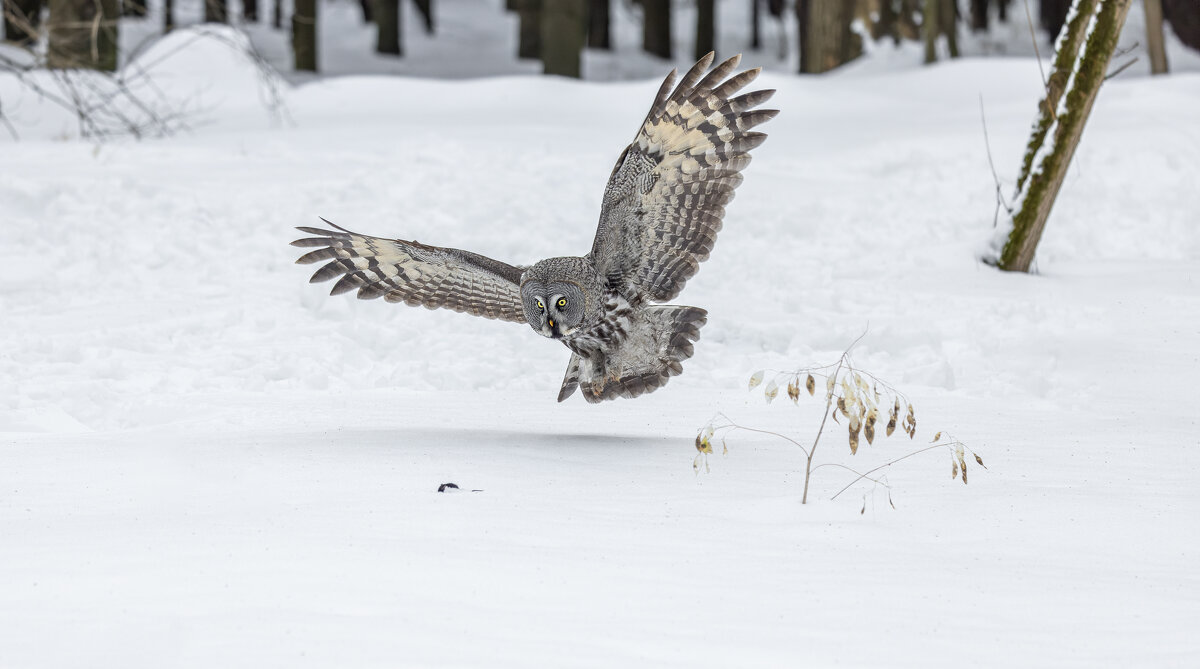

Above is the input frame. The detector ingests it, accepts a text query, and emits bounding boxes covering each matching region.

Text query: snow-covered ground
[3,5,1200,667]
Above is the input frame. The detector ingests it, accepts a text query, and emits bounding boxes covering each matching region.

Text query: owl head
[520,258,598,339]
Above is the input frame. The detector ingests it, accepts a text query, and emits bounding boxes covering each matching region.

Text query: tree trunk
[243,0,257,22]
[293,0,317,71]
[1163,0,1200,51]
[3,0,43,44]
[1041,0,1071,42]
[123,0,146,17]
[204,0,226,22]
[695,0,714,59]
[970,0,988,31]
[1144,0,1168,74]
[375,0,400,55]
[359,0,372,22]
[875,0,899,43]
[990,0,1134,272]
[163,0,173,31]
[542,0,584,77]
[800,0,857,73]
[413,0,432,33]
[752,0,761,49]
[47,0,119,70]
[587,0,609,49]
[515,0,540,59]
[923,0,939,62]
[273,0,281,28]
[997,0,1010,21]
[642,0,670,59]
[941,0,959,57]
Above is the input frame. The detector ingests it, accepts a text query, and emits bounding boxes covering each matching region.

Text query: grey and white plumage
[292,53,777,403]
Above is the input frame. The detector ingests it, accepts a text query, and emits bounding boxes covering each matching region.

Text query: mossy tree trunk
[515,0,540,59]
[359,0,372,22]
[923,0,959,62]
[272,0,281,28]
[47,0,119,70]
[799,0,858,73]
[375,0,400,55]
[990,0,1134,272]
[1144,0,1168,74]
[969,0,988,31]
[3,0,43,44]
[243,0,257,22]
[293,0,317,71]
[163,0,173,31]
[695,0,714,60]
[642,0,670,59]
[542,0,584,77]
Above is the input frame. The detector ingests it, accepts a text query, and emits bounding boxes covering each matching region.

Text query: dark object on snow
[437,483,460,492]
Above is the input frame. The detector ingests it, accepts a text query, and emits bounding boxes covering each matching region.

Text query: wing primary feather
[667,51,715,106]
[711,68,761,101]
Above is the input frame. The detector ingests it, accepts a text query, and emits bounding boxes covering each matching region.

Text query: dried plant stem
[803,356,843,504]
[829,443,945,500]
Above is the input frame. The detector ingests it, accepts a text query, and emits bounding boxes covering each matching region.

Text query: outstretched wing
[292,220,528,323]
[590,53,777,302]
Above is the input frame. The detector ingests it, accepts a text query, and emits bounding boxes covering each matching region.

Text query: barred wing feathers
[590,52,777,302]
[292,220,527,323]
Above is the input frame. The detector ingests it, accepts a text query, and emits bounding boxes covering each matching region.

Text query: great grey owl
[292,53,777,403]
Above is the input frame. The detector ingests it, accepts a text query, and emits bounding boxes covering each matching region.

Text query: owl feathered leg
[558,306,707,403]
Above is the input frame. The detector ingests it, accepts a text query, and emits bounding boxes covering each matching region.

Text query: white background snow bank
[2,18,1199,668]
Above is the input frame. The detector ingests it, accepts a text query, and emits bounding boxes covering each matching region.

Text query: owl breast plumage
[293,53,777,403]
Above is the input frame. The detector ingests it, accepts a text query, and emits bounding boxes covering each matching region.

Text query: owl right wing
[292,220,528,323]
[589,53,777,302]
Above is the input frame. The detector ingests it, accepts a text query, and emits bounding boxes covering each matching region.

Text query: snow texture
[2,5,1199,668]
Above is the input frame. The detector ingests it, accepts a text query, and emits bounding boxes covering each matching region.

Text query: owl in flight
[293,53,777,403]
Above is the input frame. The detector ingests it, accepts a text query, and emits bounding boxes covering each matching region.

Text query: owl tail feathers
[557,306,708,404]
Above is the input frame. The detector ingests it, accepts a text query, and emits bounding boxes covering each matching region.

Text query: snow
[3,6,1200,668]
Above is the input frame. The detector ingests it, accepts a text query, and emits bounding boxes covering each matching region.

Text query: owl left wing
[292,220,528,323]
[590,53,777,302]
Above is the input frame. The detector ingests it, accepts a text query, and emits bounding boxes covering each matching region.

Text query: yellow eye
[536,300,544,311]
[557,298,567,308]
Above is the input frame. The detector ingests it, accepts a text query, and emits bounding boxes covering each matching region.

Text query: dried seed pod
[748,370,765,390]
[854,372,870,395]
[837,397,848,418]
[886,414,897,437]
[722,438,728,456]
[848,414,861,455]
[865,409,877,445]
[806,374,816,396]
[787,379,800,403]
[952,460,959,480]
[825,374,836,399]
[975,454,985,468]
[695,433,703,452]
[764,379,779,403]
[932,431,942,443]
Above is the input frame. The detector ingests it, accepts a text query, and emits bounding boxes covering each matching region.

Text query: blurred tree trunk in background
[542,0,584,77]
[752,0,761,48]
[695,0,714,59]
[47,0,118,70]
[123,0,146,17]
[205,0,227,22]
[997,0,1010,21]
[164,0,173,31]
[376,0,401,55]
[798,0,858,73]
[1163,0,1200,51]
[969,0,988,31]
[642,0,670,59]
[587,0,610,49]
[413,0,432,33]
[359,0,372,22]
[991,0,1133,272]
[3,0,43,44]
[1041,0,1071,41]
[244,0,257,22]
[293,0,317,70]
[273,0,281,28]
[515,0,540,59]
[1144,0,1168,73]
[923,0,958,62]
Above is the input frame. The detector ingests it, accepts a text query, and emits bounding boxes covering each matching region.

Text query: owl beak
[548,319,555,328]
